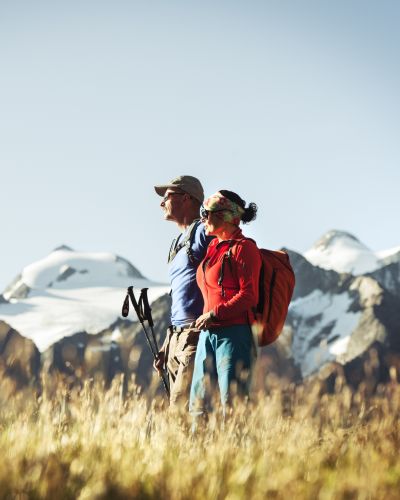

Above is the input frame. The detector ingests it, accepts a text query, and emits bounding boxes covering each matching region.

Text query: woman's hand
[195,311,216,330]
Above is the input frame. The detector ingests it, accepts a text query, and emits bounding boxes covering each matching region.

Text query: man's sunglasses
[162,192,185,203]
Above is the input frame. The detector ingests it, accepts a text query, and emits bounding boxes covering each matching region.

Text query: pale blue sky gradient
[1,0,399,289]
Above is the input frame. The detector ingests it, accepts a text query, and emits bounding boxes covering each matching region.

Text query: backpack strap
[184,219,201,264]
[167,219,201,264]
[218,238,257,297]
[218,240,236,297]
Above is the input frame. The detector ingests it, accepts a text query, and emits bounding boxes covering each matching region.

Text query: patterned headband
[203,192,245,226]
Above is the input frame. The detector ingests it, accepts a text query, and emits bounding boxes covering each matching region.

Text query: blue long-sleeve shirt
[168,222,212,326]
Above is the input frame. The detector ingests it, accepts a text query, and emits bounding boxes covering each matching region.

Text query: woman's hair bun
[219,189,257,224]
[241,202,257,224]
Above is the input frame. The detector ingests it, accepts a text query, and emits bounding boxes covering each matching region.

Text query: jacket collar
[212,227,244,248]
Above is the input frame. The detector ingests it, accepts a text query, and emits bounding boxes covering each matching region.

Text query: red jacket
[196,228,262,327]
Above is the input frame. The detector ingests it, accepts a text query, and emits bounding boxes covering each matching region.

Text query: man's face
[160,189,186,222]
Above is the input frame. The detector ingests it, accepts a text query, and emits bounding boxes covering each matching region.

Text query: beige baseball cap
[154,175,204,203]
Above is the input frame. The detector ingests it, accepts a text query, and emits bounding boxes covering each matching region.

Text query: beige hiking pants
[163,326,199,410]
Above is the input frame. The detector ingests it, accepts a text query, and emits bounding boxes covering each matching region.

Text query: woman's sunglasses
[200,206,231,219]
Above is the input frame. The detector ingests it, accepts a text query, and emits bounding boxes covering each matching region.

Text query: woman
[189,189,261,418]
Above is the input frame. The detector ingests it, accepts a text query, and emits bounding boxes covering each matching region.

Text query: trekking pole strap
[127,286,144,322]
[122,293,130,317]
[140,288,160,353]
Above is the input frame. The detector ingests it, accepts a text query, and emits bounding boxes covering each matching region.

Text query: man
[153,175,212,410]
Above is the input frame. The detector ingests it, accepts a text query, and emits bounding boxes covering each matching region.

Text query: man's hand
[195,311,215,330]
[153,351,165,375]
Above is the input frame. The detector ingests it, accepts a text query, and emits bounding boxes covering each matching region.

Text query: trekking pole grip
[140,288,154,327]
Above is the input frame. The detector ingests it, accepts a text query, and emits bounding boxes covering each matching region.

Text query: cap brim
[154,185,170,197]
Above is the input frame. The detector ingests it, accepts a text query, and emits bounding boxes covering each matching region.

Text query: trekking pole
[136,288,171,399]
[122,286,170,398]
[139,288,172,398]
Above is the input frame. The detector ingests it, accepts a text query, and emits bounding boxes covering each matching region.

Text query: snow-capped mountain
[304,230,400,275]
[376,246,400,267]
[0,247,169,352]
[4,245,145,300]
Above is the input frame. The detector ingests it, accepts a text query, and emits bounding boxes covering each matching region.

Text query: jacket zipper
[202,258,211,311]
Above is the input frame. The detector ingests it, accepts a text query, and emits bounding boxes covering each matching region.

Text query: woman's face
[201,210,227,237]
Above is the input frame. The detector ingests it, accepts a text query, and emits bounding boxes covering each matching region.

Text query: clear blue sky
[1,0,399,290]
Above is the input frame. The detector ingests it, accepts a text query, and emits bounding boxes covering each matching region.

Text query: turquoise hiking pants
[189,324,255,417]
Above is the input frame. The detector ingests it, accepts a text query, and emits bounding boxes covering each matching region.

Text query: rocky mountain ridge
[1,232,399,392]
[286,248,400,383]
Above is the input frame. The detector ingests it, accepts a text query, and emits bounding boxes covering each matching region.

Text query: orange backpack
[252,248,295,346]
[221,240,295,346]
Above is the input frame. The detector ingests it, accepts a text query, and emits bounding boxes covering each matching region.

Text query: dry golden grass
[0,375,399,500]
